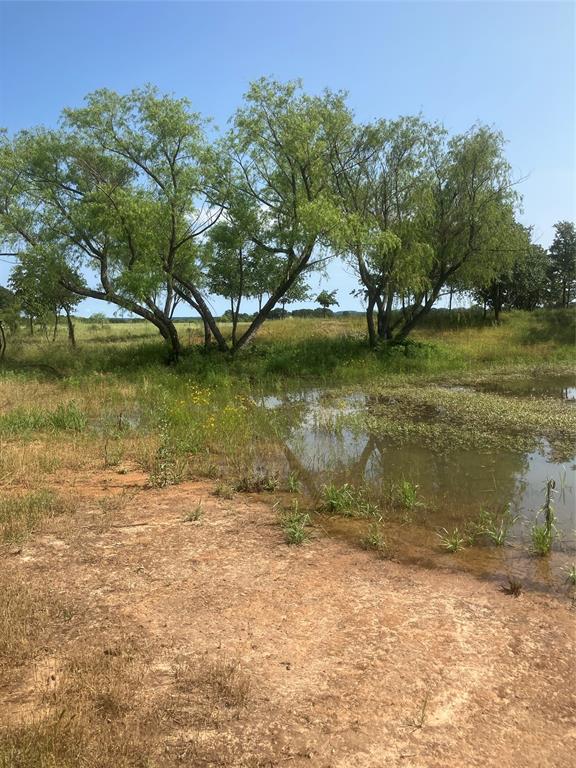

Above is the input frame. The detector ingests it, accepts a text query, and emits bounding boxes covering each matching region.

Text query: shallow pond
[258,375,576,594]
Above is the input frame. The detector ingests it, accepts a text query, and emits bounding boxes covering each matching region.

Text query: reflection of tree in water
[281,398,529,525]
[266,389,574,533]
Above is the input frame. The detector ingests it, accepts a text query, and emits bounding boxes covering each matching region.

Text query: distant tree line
[0,80,574,359]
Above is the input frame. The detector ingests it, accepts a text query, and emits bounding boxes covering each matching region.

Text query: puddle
[258,376,576,593]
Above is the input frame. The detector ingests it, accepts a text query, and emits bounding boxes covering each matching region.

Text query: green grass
[531,518,556,556]
[279,502,310,545]
[183,502,203,522]
[389,478,421,511]
[319,483,381,519]
[360,522,388,556]
[467,506,519,547]
[0,310,573,522]
[0,402,87,435]
[562,563,576,586]
[437,527,467,553]
[2,309,574,387]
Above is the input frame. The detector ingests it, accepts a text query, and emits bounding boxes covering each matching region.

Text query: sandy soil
[2,469,575,767]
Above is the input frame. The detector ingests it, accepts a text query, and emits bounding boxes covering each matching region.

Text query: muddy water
[259,377,576,594]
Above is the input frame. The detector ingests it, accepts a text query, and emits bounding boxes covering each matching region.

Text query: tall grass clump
[562,563,576,586]
[437,527,466,552]
[320,483,357,515]
[0,490,73,544]
[530,479,557,556]
[360,521,388,556]
[467,505,519,547]
[148,412,185,488]
[319,483,380,519]
[279,501,310,545]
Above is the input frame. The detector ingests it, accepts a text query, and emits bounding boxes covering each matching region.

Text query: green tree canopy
[548,221,576,307]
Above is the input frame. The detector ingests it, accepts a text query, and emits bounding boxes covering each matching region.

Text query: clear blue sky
[1,1,574,315]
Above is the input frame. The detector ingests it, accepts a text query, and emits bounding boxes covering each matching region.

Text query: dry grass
[0,641,153,768]
[0,577,66,669]
[171,656,251,725]
[0,489,75,544]
[1,637,253,768]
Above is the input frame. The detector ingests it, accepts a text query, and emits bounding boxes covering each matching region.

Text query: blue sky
[1,0,574,315]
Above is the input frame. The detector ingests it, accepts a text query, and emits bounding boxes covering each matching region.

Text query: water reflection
[259,376,576,592]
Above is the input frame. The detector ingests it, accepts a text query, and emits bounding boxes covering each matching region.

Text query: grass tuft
[0,490,74,544]
[437,527,466,552]
[279,501,310,545]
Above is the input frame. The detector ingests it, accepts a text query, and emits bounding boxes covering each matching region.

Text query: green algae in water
[340,385,576,460]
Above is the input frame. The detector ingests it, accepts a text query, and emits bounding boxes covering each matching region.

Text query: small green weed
[149,415,185,488]
[437,527,466,552]
[287,472,301,494]
[234,469,280,493]
[561,563,576,586]
[469,505,519,546]
[279,501,310,545]
[320,483,357,515]
[391,478,420,510]
[320,483,380,519]
[183,503,203,522]
[103,437,124,468]
[530,479,557,556]
[360,522,388,556]
[213,482,235,499]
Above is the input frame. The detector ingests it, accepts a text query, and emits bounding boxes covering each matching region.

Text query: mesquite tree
[9,250,84,344]
[548,221,576,307]
[0,81,530,357]
[200,78,355,351]
[333,121,521,343]
[330,116,434,345]
[0,88,216,360]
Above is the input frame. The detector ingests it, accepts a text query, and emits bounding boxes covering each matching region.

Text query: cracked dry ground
[1,470,575,767]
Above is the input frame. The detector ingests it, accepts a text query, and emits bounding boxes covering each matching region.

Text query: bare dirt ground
[1,469,575,767]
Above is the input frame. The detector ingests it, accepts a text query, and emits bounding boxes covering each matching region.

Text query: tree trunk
[232,242,315,353]
[377,289,394,341]
[375,297,384,338]
[163,321,181,362]
[394,288,440,341]
[0,321,6,359]
[29,316,34,335]
[175,278,228,351]
[203,317,212,350]
[366,296,377,349]
[65,309,76,348]
[231,298,238,348]
[52,313,59,341]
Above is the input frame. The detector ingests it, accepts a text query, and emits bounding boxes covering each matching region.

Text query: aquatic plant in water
[437,527,466,552]
[530,479,557,556]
